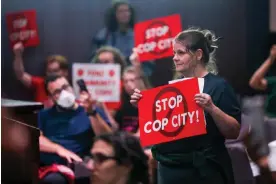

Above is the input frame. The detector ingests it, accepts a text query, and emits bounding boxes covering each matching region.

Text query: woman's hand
[130,88,142,107]
[194,93,216,113]
[13,42,24,57]
[129,48,141,67]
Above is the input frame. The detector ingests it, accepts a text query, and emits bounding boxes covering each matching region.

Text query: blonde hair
[123,66,151,90]
[46,55,69,70]
[174,27,221,75]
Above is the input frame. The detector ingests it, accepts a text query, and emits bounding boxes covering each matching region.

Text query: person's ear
[195,49,203,61]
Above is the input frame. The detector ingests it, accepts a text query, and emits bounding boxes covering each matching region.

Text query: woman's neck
[113,176,129,184]
[118,24,129,32]
[181,65,208,78]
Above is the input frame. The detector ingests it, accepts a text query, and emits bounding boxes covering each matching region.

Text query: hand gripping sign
[6,10,39,47]
[138,78,206,147]
[134,14,182,62]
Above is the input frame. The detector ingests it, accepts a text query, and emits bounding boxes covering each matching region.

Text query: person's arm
[249,45,276,90]
[208,105,240,139]
[13,42,32,88]
[99,102,119,131]
[39,132,82,163]
[130,48,144,77]
[195,84,241,139]
[88,113,112,135]
[78,91,116,133]
[39,132,60,153]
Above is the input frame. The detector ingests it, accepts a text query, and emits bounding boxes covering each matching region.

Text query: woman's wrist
[268,55,275,64]
[207,104,218,114]
[87,106,97,117]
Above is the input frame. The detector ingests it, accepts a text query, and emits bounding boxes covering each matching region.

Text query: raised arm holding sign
[130,27,241,184]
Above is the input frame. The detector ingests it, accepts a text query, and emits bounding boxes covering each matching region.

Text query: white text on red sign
[13,18,28,29]
[145,25,169,39]
[10,30,37,41]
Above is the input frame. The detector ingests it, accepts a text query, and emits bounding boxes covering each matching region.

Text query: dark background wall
[1,0,272,101]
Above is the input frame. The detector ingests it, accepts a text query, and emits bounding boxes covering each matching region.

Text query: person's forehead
[173,41,187,50]
[92,140,114,155]
[47,61,60,68]
[49,77,68,88]
[117,4,129,10]
[123,72,136,80]
[99,51,114,59]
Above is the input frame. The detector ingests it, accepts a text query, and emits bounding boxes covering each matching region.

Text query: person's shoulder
[205,73,228,87]
[204,73,236,96]
[31,76,45,85]
[76,105,86,113]
[38,106,56,117]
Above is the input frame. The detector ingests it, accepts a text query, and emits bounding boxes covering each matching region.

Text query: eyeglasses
[88,153,117,165]
[50,84,71,97]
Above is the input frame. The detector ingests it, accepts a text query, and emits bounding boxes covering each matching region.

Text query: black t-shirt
[115,94,139,133]
[154,73,241,154]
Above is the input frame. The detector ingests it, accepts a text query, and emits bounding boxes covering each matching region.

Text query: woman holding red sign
[130,27,241,184]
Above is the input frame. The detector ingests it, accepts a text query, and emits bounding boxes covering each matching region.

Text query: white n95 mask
[57,90,76,109]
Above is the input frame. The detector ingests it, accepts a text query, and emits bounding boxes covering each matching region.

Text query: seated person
[114,66,156,183]
[91,46,142,113]
[114,66,151,136]
[78,91,119,131]
[38,75,111,182]
[86,131,149,184]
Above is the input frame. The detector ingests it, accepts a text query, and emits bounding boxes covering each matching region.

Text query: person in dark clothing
[130,27,241,184]
[115,66,151,136]
[39,75,112,183]
[92,0,155,77]
[114,66,157,183]
[248,44,276,183]
[87,132,149,184]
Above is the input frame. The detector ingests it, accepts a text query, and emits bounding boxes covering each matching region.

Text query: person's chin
[91,175,101,184]
[175,67,185,72]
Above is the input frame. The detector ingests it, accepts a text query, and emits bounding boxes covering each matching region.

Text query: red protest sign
[6,10,39,47]
[138,78,206,147]
[134,14,182,62]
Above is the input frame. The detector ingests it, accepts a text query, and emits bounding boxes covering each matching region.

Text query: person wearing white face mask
[38,74,111,183]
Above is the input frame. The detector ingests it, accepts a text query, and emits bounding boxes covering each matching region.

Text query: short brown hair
[46,55,69,70]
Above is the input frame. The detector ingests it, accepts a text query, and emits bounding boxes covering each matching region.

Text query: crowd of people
[7,1,276,184]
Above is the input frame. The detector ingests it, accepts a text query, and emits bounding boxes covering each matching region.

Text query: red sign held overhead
[138,78,206,147]
[134,14,182,62]
[6,10,40,47]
